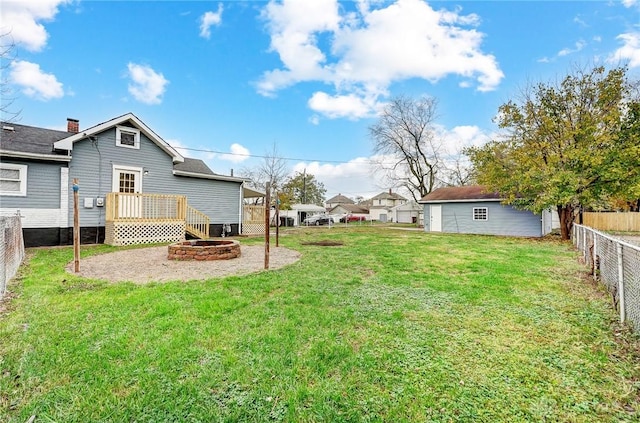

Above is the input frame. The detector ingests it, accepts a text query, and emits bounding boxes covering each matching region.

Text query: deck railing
[186,205,210,239]
[106,192,187,222]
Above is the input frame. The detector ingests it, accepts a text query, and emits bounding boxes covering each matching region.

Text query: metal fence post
[593,235,598,281]
[616,243,625,323]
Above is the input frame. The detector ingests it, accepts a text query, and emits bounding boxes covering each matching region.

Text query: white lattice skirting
[243,222,265,235]
[106,221,186,246]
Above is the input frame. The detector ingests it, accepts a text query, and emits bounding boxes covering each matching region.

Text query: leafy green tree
[466,66,639,240]
[280,171,327,208]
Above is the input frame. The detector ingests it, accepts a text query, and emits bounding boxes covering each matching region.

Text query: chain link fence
[573,224,640,333]
[1,214,25,298]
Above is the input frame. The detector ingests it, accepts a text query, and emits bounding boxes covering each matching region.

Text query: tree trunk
[557,205,576,240]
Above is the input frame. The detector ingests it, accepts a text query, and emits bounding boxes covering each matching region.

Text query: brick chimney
[67,118,79,133]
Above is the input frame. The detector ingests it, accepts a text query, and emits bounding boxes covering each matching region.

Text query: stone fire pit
[168,239,241,261]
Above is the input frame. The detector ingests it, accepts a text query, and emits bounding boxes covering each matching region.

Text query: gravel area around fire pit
[66,244,301,283]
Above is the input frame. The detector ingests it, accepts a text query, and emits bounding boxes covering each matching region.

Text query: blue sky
[3,0,639,201]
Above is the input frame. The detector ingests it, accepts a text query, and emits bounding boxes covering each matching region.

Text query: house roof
[0,122,72,161]
[326,194,354,204]
[53,112,184,164]
[174,158,215,175]
[329,204,369,214]
[419,185,501,203]
[371,190,407,201]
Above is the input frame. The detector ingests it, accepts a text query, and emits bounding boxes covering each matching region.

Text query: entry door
[112,166,142,218]
[430,205,442,232]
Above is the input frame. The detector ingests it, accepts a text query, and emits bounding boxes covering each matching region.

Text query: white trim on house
[115,126,140,149]
[0,208,65,228]
[0,163,27,196]
[473,207,488,221]
[172,170,247,183]
[112,164,143,193]
[0,150,71,162]
[60,168,69,228]
[420,198,503,204]
[53,113,184,163]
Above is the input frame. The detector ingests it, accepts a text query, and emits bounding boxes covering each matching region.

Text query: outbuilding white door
[430,205,442,232]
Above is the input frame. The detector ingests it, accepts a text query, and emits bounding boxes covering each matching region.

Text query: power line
[172,145,370,165]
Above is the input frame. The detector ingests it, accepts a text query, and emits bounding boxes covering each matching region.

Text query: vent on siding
[2,125,15,131]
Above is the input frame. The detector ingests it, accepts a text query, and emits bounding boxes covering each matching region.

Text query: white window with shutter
[0,163,27,196]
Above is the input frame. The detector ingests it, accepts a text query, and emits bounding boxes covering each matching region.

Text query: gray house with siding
[0,113,248,247]
[419,186,552,237]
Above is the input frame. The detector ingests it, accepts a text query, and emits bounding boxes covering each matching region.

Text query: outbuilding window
[0,163,27,196]
[473,207,488,221]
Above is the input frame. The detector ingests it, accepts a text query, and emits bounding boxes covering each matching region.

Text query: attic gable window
[0,163,27,196]
[116,126,140,149]
[473,207,488,221]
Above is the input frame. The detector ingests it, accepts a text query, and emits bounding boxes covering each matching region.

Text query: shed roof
[419,185,501,203]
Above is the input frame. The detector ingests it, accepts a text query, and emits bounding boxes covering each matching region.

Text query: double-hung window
[473,207,488,221]
[0,163,27,196]
[116,126,140,149]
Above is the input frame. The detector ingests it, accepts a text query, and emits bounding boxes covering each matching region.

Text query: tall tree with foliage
[466,65,639,240]
[280,171,327,208]
[369,95,444,201]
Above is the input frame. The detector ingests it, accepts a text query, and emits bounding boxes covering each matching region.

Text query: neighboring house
[391,200,423,224]
[325,193,354,209]
[419,185,552,237]
[368,189,407,222]
[0,113,250,247]
[327,203,369,218]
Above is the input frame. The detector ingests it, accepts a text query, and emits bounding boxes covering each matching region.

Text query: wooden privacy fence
[243,205,265,235]
[583,212,640,232]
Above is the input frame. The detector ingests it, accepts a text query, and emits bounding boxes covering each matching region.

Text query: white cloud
[292,156,388,200]
[558,40,586,57]
[126,63,169,105]
[622,0,637,7]
[219,143,250,163]
[9,60,64,100]
[199,3,223,39]
[609,32,640,68]
[438,124,490,158]
[308,91,380,119]
[258,0,503,119]
[0,0,70,52]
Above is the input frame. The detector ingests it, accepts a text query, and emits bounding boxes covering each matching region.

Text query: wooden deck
[105,192,210,245]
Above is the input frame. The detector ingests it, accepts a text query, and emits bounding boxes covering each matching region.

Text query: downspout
[238,181,244,235]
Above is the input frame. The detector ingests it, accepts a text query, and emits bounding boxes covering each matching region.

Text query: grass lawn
[1,227,639,422]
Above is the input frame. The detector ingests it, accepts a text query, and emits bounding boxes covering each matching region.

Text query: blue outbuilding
[419,185,553,237]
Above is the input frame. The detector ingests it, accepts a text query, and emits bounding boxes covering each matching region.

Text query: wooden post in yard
[275,191,280,247]
[72,178,80,273]
[264,182,270,269]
